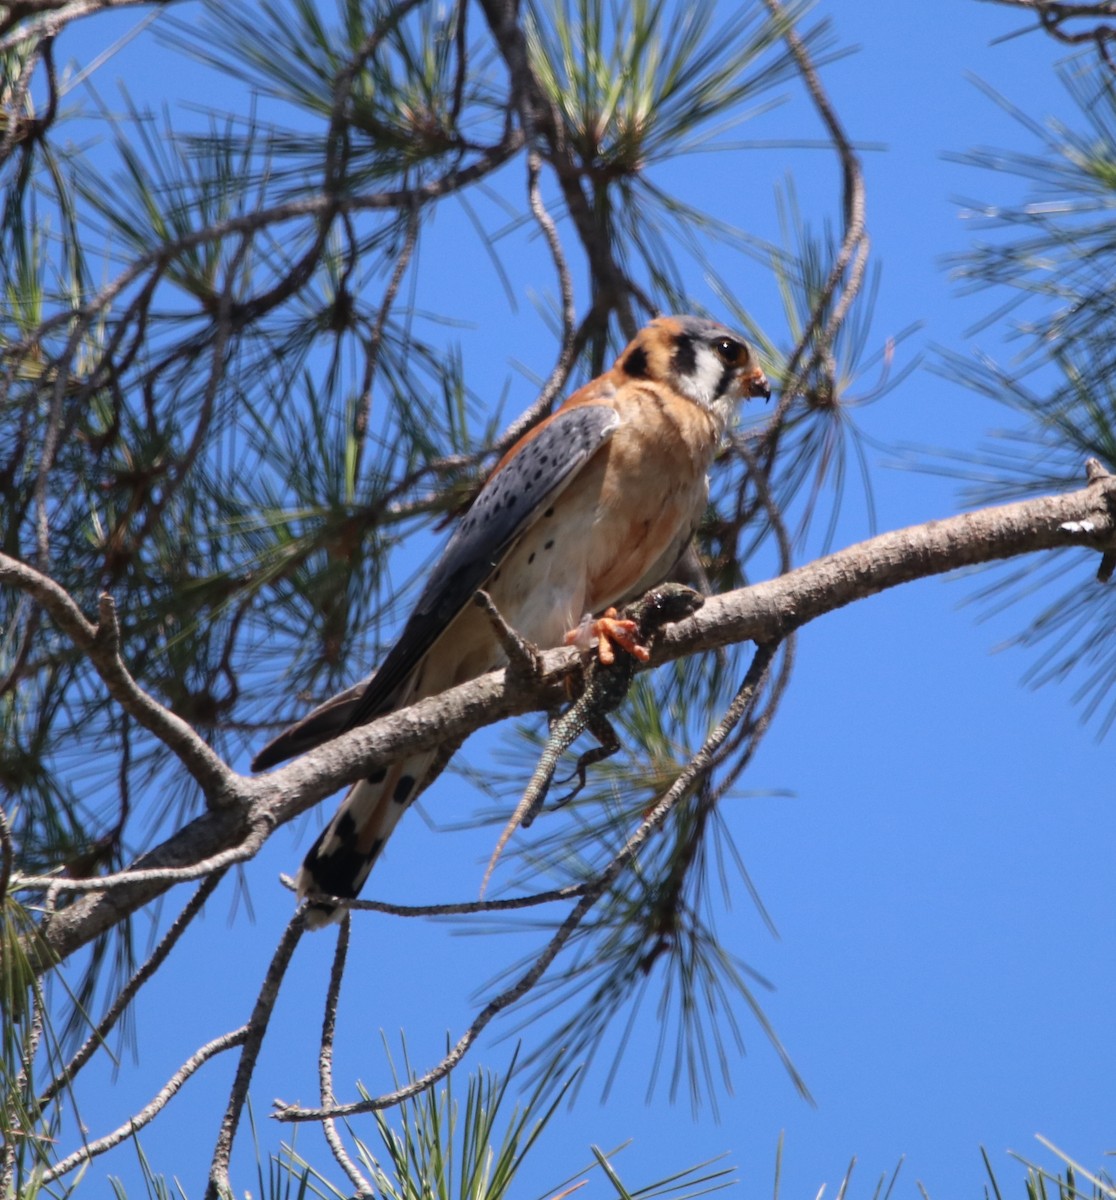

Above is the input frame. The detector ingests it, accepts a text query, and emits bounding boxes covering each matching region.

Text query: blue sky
[50,1,1115,1197]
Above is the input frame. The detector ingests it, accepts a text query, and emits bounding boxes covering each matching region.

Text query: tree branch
[0,560,235,803]
[0,0,174,52]
[316,915,376,1197]
[475,0,641,338]
[273,638,782,1123]
[1,131,524,371]
[760,0,870,439]
[15,467,1116,969]
[207,912,307,1199]
[37,872,226,1108]
[42,1026,249,1184]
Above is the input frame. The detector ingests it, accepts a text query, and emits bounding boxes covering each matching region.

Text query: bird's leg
[474,588,544,684]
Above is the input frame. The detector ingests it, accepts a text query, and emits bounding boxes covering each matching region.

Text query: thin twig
[981,0,1116,48]
[296,879,591,916]
[0,976,46,1189]
[352,203,421,485]
[731,433,794,574]
[38,872,227,1107]
[450,0,469,123]
[318,916,375,1198]
[491,149,578,451]
[0,0,171,53]
[712,436,797,782]
[474,589,544,682]
[42,1027,250,1184]
[760,0,869,441]
[207,911,308,1199]
[476,0,640,340]
[0,803,12,907]
[492,309,602,457]
[128,237,249,553]
[12,818,267,894]
[273,640,780,1124]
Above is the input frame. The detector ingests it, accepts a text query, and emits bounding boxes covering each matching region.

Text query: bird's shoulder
[488,370,622,476]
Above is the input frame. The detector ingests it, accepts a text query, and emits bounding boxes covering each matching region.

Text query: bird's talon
[600,610,650,664]
[565,608,650,665]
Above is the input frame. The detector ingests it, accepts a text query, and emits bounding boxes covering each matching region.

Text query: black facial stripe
[716,363,736,398]
[672,333,697,378]
[623,345,649,378]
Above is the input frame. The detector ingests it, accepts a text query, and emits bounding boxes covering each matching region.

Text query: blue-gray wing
[251,676,370,771]
[252,403,620,768]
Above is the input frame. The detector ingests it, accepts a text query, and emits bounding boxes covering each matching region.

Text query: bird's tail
[295,750,436,928]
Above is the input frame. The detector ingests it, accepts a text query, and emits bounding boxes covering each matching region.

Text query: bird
[252,315,770,926]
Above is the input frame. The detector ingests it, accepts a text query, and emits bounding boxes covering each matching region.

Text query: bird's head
[618,315,771,419]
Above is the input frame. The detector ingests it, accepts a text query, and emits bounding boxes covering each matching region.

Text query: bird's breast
[583,389,717,591]
[427,388,722,688]
[568,388,716,610]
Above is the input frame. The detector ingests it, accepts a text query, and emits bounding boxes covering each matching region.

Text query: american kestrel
[253,315,770,925]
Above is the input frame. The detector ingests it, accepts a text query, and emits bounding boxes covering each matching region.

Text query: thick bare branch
[15,468,1116,968]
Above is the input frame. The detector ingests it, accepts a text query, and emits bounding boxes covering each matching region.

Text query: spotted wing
[252,403,620,769]
[340,402,620,731]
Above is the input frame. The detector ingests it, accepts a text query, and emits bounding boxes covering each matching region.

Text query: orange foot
[564,607,652,666]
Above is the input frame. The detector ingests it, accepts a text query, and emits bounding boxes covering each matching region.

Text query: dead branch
[491,148,579,452]
[761,0,870,439]
[37,872,226,1108]
[0,563,233,802]
[0,0,173,51]
[317,916,376,1197]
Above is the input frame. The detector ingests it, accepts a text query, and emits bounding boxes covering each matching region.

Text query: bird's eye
[714,337,744,365]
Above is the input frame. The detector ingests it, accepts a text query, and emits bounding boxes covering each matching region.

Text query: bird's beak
[746,366,771,402]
